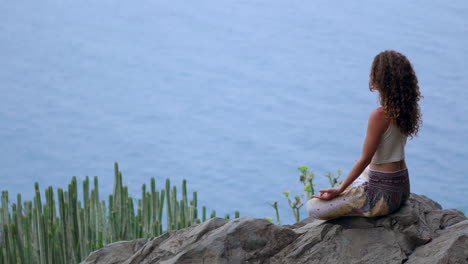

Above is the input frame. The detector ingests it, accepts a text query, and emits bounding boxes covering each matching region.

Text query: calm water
[1,0,467,224]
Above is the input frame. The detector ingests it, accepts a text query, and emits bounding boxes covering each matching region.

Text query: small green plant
[269,165,343,225]
[283,190,303,223]
[298,166,315,199]
[235,210,240,218]
[324,168,343,188]
[269,201,280,225]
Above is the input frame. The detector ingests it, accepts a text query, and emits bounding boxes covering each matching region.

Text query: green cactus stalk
[92,176,101,249]
[145,192,151,236]
[78,207,86,260]
[57,188,68,262]
[45,186,55,264]
[153,190,159,234]
[82,177,90,254]
[108,194,114,241]
[3,223,14,264]
[69,177,81,262]
[15,193,27,264]
[150,178,157,230]
[0,233,4,264]
[158,190,165,223]
[171,186,178,230]
[23,200,33,264]
[13,209,26,264]
[182,179,188,210]
[165,179,172,231]
[191,191,198,221]
[180,200,186,228]
[34,182,47,264]
[112,162,122,240]
[128,197,136,238]
[202,206,206,222]
[1,191,9,227]
[121,185,129,239]
[141,183,147,235]
[9,204,19,264]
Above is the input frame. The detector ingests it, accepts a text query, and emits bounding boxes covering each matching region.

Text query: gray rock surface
[82,193,468,264]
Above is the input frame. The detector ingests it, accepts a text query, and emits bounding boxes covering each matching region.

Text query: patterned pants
[306,168,410,220]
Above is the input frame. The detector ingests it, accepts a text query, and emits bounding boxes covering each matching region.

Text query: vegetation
[0,162,238,264]
[270,165,343,224]
[270,166,468,224]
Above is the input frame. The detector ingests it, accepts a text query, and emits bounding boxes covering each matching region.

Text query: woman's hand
[312,188,342,200]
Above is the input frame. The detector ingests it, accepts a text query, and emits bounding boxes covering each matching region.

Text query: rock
[82,238,150,264]
[406,220,468,264]
[81,193,468,264]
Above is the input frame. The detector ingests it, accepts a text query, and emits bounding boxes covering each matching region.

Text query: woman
[306,50,423,220]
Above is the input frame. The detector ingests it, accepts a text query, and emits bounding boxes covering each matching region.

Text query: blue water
[1,0,467,224]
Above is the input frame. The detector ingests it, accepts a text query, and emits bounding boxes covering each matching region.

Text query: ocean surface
[1,0,467,224]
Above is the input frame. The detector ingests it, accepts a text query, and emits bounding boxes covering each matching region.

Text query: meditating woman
[306,50,423,220]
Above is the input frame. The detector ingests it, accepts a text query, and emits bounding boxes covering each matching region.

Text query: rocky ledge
[82,193,468,264]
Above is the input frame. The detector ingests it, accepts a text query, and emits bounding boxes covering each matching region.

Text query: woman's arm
[313,107,389,200]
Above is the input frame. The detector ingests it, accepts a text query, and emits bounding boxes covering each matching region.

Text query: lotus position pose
[306,50,422,220]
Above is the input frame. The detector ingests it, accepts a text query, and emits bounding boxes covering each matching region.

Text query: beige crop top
[371,122,407,164]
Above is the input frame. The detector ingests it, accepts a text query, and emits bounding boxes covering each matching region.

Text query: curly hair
[369,50,423,138]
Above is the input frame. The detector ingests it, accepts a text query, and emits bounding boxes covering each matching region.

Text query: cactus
[191,191,198,221]
[0,162,239,264]
[150,178,156,222]
[158,190,165,223]
[182,179,188,211]
[3,223,13,264]
[1,191,9,226]
[180,200,186,228]
[171,186,178,230]
[165,179,172,231]
[202,206,206,222]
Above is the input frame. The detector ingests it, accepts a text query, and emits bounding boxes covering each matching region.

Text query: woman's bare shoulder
[371,107,389,119]
[369,107,390,128]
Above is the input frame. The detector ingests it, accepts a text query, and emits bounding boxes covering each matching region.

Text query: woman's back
[369,109,408,172]
[372,121,407,164]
